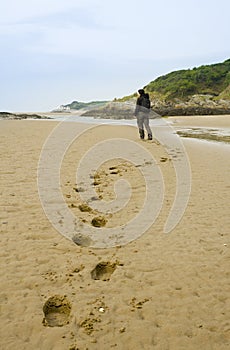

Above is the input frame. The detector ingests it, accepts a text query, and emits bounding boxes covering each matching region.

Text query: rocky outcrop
[81,101,136,119]
[80,94,230,119]
[151,94,230,116]
[0,112,51,120]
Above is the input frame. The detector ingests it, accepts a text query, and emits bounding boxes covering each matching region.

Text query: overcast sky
[0,0,229,112]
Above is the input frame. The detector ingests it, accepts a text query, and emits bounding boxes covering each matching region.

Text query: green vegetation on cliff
[217,84,230,100]
[117,59,230,103]
[145,59,230,100]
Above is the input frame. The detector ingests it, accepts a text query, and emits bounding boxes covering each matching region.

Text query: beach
[0,116,230,349]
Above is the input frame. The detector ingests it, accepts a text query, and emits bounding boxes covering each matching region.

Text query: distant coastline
[0,112,52,120]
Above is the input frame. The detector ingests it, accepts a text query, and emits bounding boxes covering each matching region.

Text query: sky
[0,0,229,112]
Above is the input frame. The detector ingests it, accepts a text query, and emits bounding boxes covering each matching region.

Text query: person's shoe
[148,134,152,140]
[139,129,145,139]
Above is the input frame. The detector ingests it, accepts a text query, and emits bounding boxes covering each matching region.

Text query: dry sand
[0,117,230,350]
[168,115,230,128]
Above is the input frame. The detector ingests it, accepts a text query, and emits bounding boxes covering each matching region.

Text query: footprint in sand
[72,234,93,247]
[91,216,107,227]
[91,262,117,281]
[109,166,120,175]
[160,157,168,162]
[43,295,71,327]
[78,203,92,212]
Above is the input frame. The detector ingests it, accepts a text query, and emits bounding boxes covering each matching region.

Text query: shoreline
[2,114,229,146]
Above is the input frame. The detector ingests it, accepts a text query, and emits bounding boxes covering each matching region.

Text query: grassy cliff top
[117,59,230,102]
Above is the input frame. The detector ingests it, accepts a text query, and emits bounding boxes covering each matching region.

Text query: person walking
[134,89,152,140]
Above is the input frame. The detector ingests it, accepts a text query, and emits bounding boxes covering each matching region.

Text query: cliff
[118,58,230,116]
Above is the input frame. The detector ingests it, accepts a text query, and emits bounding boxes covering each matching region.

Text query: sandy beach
[0,116,230,350]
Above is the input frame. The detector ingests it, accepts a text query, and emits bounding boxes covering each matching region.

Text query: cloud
[1,0,229,60]
[0,0,92,23]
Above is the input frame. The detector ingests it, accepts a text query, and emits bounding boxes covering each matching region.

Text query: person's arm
[134,97,141,116]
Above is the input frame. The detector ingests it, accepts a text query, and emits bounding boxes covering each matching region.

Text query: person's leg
[137,114,145,139]
[143,115,152,140]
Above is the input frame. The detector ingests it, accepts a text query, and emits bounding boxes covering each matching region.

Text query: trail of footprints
[62,140,176,231]
[44,162,151,334]
[42,261,121,327]
[64,159,159,232]
[46,155,170,346]
[66,161,133,230]
[42,257,148,349]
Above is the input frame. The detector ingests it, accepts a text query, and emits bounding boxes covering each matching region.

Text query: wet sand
[0,117,230,349]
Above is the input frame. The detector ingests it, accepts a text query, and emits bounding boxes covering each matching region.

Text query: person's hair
[138,89,145,95]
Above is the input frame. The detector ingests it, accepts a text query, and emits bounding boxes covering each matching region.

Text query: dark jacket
[134,93,151,116]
